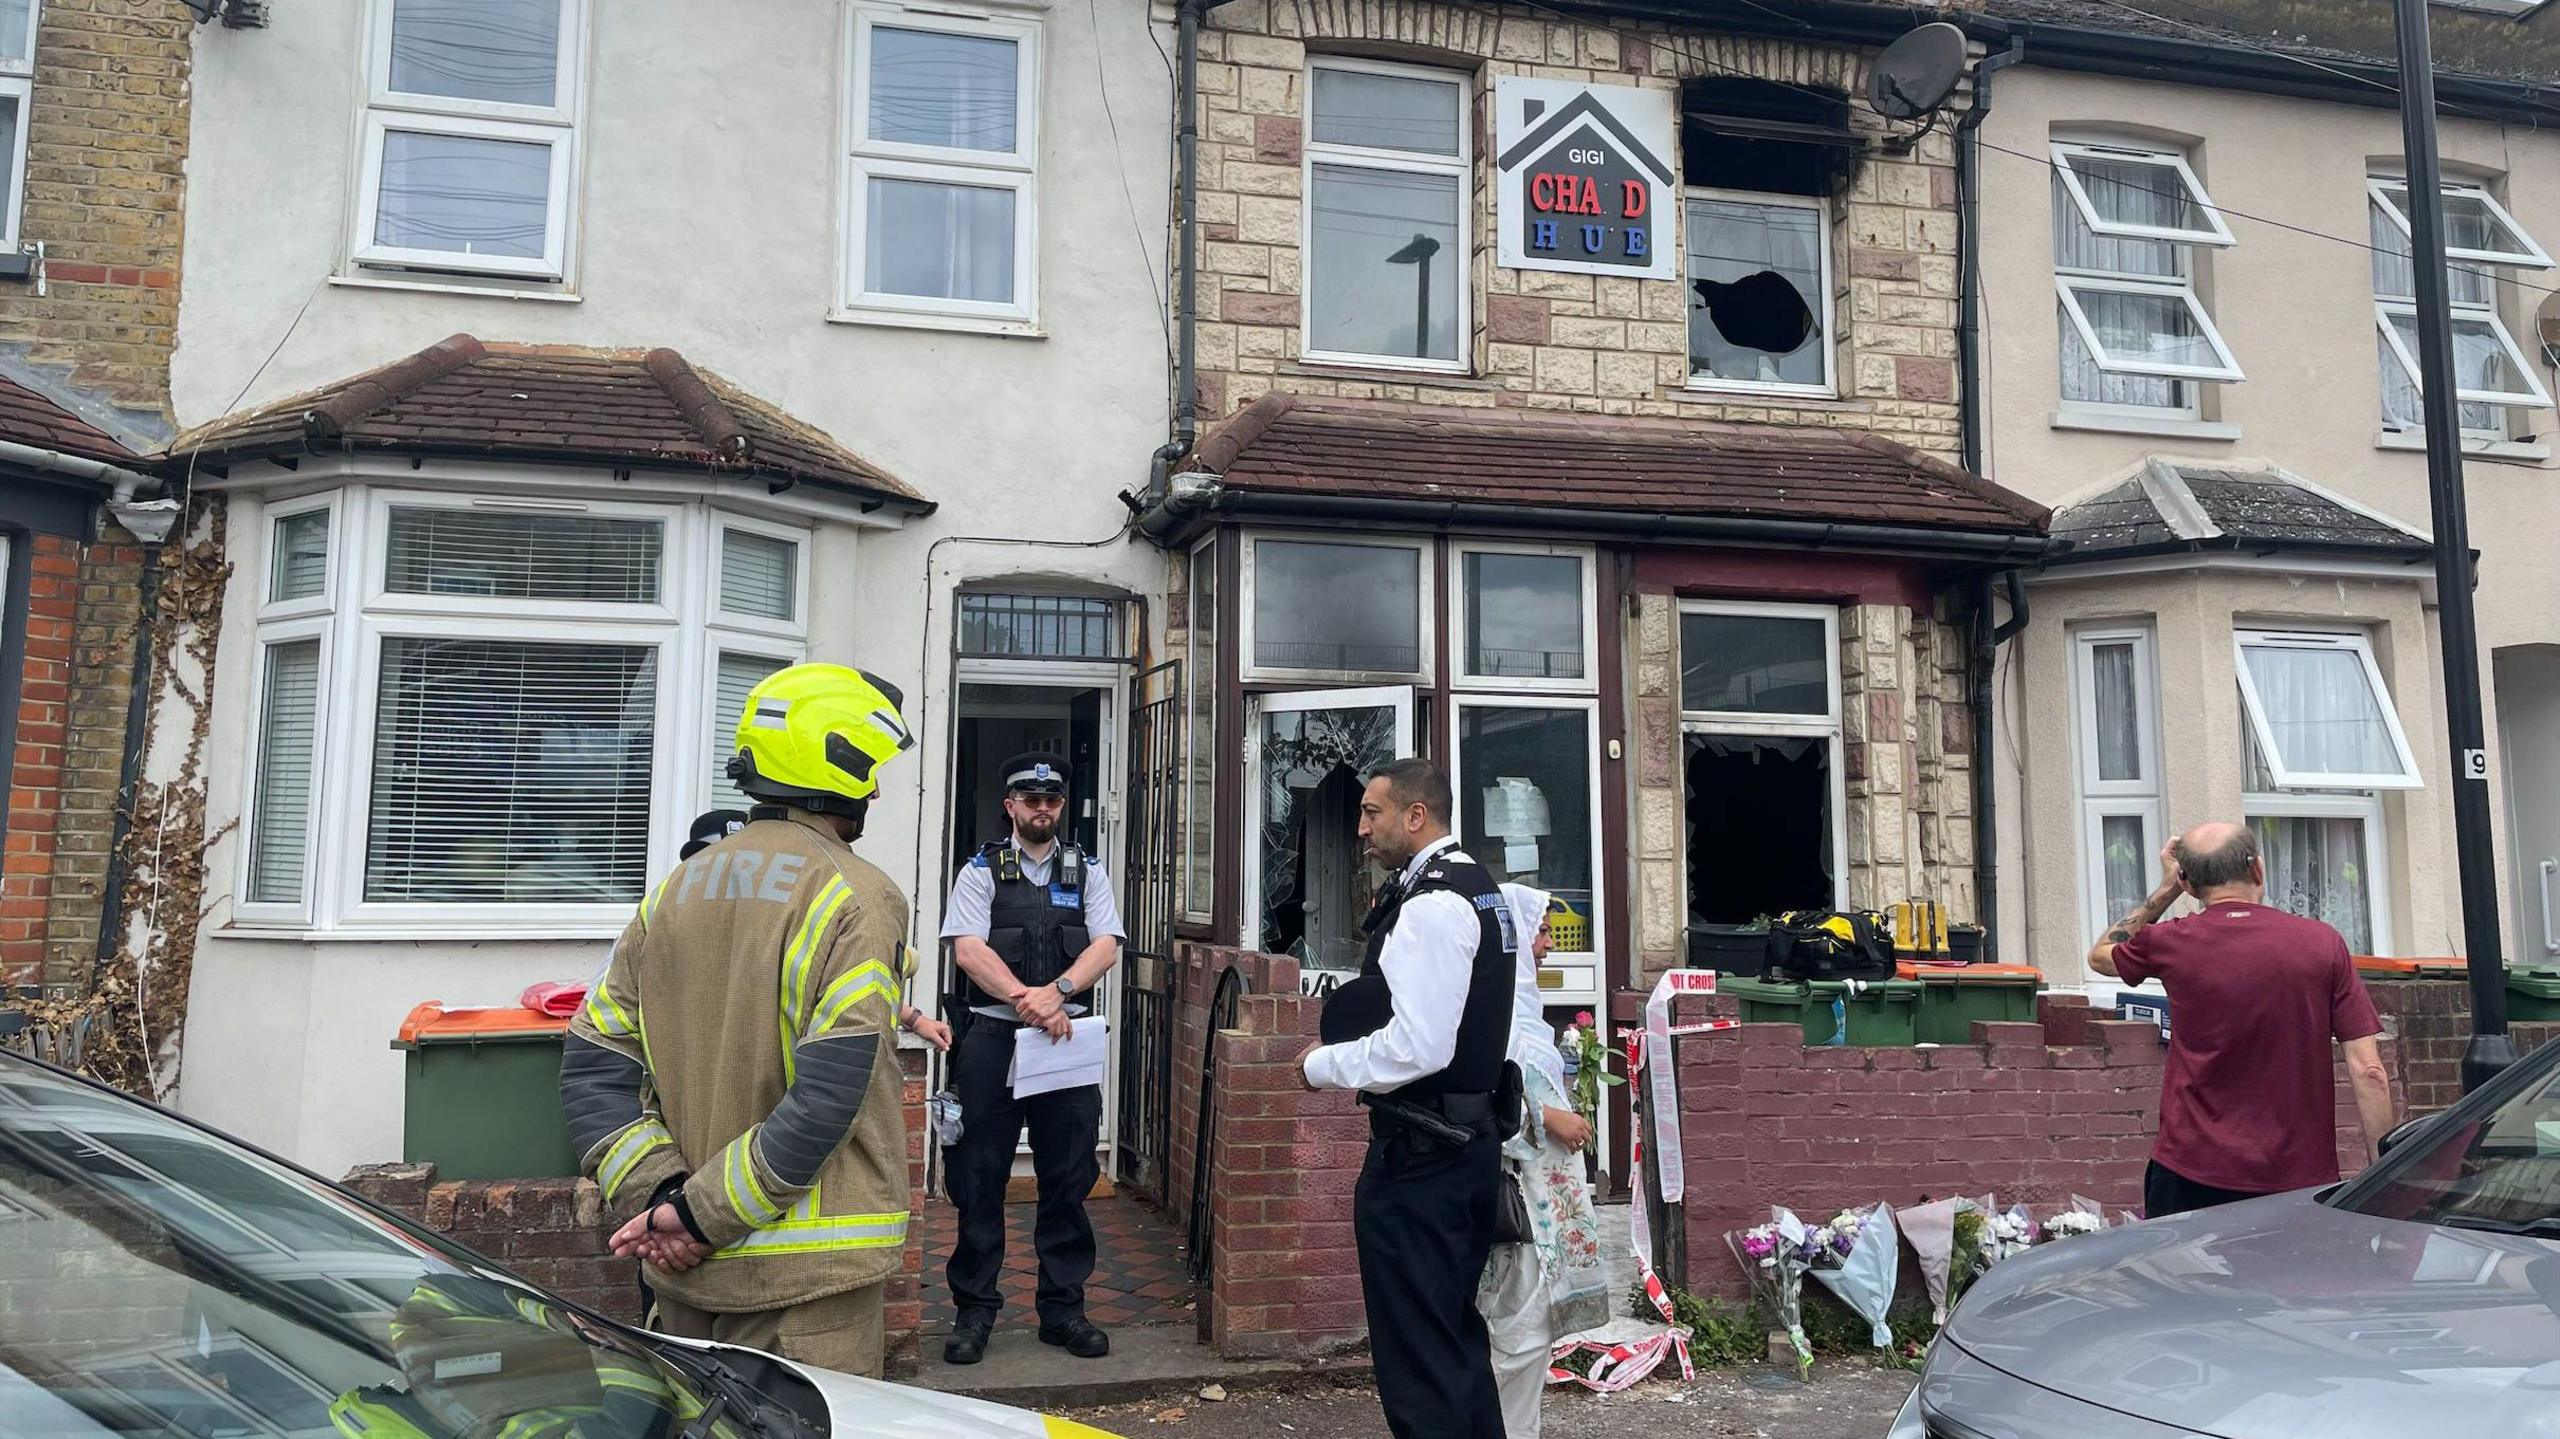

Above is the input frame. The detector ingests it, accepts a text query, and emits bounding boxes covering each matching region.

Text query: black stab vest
[1317,843,1514,1098]
[959,841,1091,1008]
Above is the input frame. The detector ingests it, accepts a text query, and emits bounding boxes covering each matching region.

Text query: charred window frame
[1677,78,1851,398]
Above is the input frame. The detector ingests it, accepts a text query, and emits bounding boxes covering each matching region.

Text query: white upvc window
[238,487,811,935]
[2051,139,2243,417]
[2234,629,2422,792]
[2071,625,2166,945]
[2370,172,2555,437]
[1678,601,1846,922]
[351,0,586,283]
[1450,541,1598,692]
[1238,531,1433,685]
[1302,57,1471,372]
[839,0,1041,329]
[1181,535,1217,925]
[0,0,34,253]
[1684,188,1832,396]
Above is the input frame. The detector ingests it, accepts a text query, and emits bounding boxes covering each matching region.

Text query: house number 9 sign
[1494,76,1677,281]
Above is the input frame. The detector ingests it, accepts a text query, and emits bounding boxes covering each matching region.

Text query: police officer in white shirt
[939,753,1124,1366]
[1299,758,1516,1439]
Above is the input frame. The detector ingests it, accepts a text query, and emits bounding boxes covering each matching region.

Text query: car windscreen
[2333,1057,2560,1234]
[0,1056,744,1438]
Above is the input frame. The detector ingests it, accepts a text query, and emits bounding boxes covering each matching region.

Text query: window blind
[383,508,662,604]
[711,651,788,811]
[366,637,656,904]
[249,640,322,904]
[720,529,797,621]
[271,512,330,604]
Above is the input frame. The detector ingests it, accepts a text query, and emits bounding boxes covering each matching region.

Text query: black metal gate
[1116,659,1181,1202]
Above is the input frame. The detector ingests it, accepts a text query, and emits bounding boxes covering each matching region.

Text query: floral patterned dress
[1486,1062,1613,1337]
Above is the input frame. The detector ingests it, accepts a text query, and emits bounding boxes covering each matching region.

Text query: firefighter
[561,662,919,1379]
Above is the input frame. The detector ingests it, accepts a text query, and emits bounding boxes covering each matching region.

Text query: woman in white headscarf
[1478,884,1611,1438]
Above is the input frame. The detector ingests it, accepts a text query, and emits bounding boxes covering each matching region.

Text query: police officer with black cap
[1299,757,1517,1439]
[939,751,1124,1365]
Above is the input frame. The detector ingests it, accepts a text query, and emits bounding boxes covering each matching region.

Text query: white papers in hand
[1008,1016,1109,1099]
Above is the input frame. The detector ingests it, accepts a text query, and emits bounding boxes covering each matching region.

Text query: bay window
[1679,601,1842,926]
[2235,628,2420,955]
[352,0,586,284]
[2050,140,2242,417]
[841,0,1041,327]
[238,489,810,932]
[2071,625,2165,944]
[1303,58,1469,369]
[0,0,32,253]
[1241,534,1430,682]
[1451,544,1600,1000]
[2370,175,2554,438]
[1182,536,1216,924]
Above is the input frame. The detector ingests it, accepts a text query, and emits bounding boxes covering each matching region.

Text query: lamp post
[2390,0,2516,1091]
[1387,232,1440,359]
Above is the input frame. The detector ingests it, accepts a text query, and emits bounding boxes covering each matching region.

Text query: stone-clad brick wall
[0,0,193,427]
[1177,0,1964,448]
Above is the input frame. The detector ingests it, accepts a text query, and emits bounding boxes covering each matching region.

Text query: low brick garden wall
[346,1050,931,1376]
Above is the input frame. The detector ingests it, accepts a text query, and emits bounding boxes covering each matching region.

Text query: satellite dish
[1869,22,1969,121]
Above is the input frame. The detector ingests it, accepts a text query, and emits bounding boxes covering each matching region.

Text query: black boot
[1039,1315,1110,1359]
[944,1315,993,1366]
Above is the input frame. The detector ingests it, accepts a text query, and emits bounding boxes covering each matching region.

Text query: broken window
[1686,736,1834,925]
[1685,191,1830,394]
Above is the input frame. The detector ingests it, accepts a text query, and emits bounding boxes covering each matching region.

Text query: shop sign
[1493,76,1677,281]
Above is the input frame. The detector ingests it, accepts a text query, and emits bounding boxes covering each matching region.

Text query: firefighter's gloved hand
[611,1202,710,1273]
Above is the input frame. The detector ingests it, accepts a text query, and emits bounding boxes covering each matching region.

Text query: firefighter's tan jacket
[564,808,910,1313]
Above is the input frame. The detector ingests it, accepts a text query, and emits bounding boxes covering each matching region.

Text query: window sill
[827,307,1047,339]
[2049,408,2240,442]
[1676,387,1868,411]
[2375,429,2551,464]
[216,924,623,944]
[330,272,583,304]
[1282,357,1482,386]
[0,250,35,283]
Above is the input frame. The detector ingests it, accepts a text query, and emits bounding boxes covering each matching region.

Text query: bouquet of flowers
[2040,1195,2111,1241]
[1806,1203,1901,1348]
[1902,1195,1989,1324]
[1556,1012,1622,1135]
[1978,1205,2037,1267]
[1728,1208,1819,1376]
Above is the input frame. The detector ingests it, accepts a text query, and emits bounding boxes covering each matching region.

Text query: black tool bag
[1763,909,1897,984]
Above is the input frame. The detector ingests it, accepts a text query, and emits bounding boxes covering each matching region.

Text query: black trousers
[2144,1160,2271,1220]
[945,1019,1101,1327]
[1354,1116,1506,1439]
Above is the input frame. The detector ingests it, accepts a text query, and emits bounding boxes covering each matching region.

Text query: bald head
[2173,821,2261,898]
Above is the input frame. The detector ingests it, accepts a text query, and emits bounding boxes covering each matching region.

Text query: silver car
[0,1049,1121,1438]
[1892,1037,2560,1439]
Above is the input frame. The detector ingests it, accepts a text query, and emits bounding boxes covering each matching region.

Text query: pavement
[911,1322,1371,1411]
[1058,1364,1917,1439]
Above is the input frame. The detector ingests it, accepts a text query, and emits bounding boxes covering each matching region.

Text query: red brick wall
[3,533,80,984]
[2365,980,2560,1116]
[1668,996,2399,1300]
[3,528,150,990]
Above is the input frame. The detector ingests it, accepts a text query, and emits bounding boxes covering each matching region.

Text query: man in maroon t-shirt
[2089,821,2398,1219]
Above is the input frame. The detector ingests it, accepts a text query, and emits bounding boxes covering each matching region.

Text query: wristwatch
[1055,975,1078,999]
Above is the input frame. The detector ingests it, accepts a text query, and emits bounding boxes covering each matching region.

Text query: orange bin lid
[394,1001,570,1047]
[1896,961,2044,982]
[2353,956,2466,976]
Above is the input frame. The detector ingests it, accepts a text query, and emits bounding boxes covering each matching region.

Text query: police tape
[1563,968,1738,1393]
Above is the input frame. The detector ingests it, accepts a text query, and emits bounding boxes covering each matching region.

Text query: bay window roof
[173,334,932,514]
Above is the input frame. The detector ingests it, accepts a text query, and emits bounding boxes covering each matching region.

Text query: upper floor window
[240,488,810,933]
[0,0,35,253]
[2369,174,2554,439]
[2050,140,2242,417]
[840,1,1041,329]
[352,0,586,284]
[1302,58,1468,371]
[1685,189,1830,395]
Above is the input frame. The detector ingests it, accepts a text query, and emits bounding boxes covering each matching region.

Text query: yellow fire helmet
[726,663,916,816]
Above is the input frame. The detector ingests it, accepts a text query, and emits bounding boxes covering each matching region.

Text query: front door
[1244,686,1415,993]
[2497,645,2560,963]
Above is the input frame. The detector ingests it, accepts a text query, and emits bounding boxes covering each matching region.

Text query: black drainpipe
[1135,0,1211,514]
[89,539,164,993]
[1957,34,2028,962]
